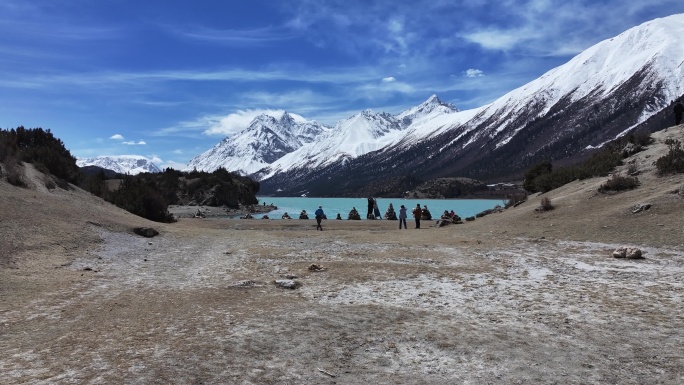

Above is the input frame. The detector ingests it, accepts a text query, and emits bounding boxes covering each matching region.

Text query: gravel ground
[2,127,684,384]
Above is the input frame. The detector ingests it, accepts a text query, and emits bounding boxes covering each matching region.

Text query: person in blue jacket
[398,205,407,229]
[315,205,326,231]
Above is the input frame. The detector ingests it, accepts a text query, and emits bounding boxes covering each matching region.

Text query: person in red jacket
[412,203,422,229]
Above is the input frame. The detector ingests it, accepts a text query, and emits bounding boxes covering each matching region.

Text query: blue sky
[1,1,682,169]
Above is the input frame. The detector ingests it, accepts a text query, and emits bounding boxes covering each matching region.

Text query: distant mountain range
[76,155,161,175]
[96,14,684,196]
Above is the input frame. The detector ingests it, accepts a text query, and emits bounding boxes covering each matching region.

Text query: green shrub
[598,174,639,193]
[655,139,684,175]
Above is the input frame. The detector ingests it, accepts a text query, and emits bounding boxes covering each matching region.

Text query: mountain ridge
[174,14,684,196]
[76,155,161,175]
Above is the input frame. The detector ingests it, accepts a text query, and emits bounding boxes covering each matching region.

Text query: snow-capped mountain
[76,155,161,175]
[184,112,328,175]
[188,14,684,196]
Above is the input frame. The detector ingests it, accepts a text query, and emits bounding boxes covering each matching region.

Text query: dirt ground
[2,127,684,384]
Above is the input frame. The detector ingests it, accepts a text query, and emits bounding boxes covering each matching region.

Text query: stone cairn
[348,207,361,220]
[421,206,432,220]
[384,203,397,220]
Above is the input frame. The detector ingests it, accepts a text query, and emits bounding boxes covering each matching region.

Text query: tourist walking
[399,205,407,229]
[315,205,325,230]
[674,100,684,125]
[412,203,422,229]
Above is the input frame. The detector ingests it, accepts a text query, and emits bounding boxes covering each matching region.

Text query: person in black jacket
[674,100,684,125]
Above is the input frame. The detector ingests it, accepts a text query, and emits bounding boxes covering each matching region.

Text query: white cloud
[461,28,535,51]
[122,140,146,145]
[173,149,183,154]
[149,156,163,164]
[464,69,484,78]
[110,134,124,140]
[382,76,397,82]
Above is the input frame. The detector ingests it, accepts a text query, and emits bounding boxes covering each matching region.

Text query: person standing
[367,197,374,219]
[398,205,407,229]
[674,100,684,125]
[373,198,381,219]
[412,203,422,229]
[315,205,325,231]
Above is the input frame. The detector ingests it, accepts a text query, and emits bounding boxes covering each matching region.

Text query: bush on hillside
[655,139,684,175]
[598,174,640,193]
[2,156,27,187]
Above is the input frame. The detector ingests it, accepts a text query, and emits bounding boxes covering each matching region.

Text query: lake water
[256,196,505,220]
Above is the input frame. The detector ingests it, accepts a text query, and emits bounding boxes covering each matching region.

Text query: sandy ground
[2,127,684,384]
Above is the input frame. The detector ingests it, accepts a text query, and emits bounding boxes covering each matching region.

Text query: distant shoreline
[168,204,276,219]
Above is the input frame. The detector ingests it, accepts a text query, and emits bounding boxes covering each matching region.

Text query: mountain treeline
[79,167,260,222]
[0,126,79,185]
[0,127,260,222]
[522,131,651,193]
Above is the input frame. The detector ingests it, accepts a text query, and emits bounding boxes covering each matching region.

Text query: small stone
[275,279,300,289]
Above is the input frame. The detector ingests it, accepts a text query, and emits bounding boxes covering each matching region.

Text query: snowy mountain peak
[76,155,161,175]
[396,94,459,127]
[279,111,296,127]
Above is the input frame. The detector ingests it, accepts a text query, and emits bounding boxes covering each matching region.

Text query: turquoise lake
[255,196,504,220]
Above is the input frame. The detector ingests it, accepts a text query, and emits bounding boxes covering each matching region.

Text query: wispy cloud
[168,25,296,45]
[110,134,124,140]
[122,140,147,145]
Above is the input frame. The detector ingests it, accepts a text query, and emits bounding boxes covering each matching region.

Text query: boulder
[133,227,159,238]
[612,247,643,259]
[632,203,652,214]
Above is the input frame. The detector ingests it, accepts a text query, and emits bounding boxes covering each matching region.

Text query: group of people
[305,201,440,231]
